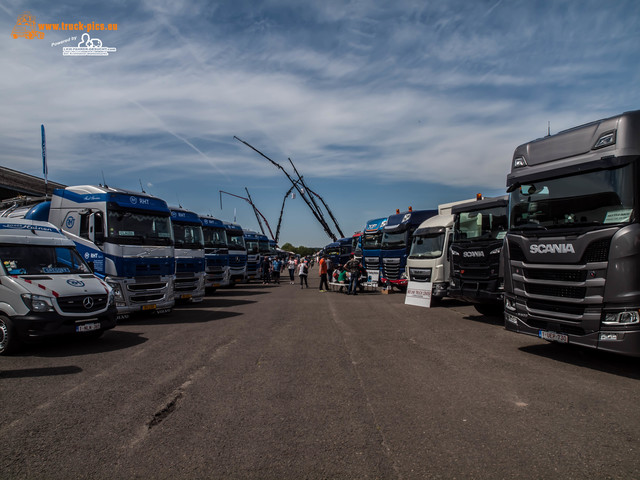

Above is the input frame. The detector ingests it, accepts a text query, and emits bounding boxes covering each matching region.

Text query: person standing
[287,256,296,285]
[261,256,271,284]
[344,254,361,295]
[318,255,329,292]
[298,260,309,289]
[272,257,282,284]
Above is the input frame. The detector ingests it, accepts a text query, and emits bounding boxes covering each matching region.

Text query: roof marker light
[594,131,616,149]
[513,157,527,168]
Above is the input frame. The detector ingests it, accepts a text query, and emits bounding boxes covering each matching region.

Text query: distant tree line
[280,242,318,257]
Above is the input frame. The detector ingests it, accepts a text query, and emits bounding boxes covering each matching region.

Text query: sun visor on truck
[413,226,446,237]
[451,195,509,215]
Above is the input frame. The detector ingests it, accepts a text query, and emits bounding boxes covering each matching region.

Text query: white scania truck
[170,207,205,303]
[0,219,117,354]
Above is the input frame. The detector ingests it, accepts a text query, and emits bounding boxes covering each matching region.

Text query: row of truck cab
[327,110,640,357]
[0,186,279,354]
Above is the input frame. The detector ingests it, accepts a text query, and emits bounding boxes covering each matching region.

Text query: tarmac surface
[2,270,640,479]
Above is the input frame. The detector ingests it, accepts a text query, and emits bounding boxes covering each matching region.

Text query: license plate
[213,283,220,287]
[539,330,568,344]
[76,322,100,333]
[180,294,192,299]
[142,304,157,311]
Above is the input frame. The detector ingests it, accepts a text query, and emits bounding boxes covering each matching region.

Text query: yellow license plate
[180,294,192,299]
[142,304,157,311]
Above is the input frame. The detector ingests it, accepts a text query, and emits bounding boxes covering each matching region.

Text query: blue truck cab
[223,221,247,284]
[200,216,229,289]
[170,207,205,303]
[380,208,438,289]
[243,230,262,281]
[323,237,353,269]
[361,217,387,284]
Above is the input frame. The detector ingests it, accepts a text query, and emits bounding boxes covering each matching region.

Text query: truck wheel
[473,303,504,317]
[0,315,22,355]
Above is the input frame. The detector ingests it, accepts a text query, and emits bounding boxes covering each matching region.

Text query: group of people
[318,254,363,295]
[261,253,364,295]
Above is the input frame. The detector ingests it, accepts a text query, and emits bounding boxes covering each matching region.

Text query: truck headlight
[490,247,502,255]
[106,282,124,301]
[21,294,54,312]
[603,311,640,325]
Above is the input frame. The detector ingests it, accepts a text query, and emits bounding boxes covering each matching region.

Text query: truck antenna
[139,179,146,193]
[101,170,108,188]
[547,121,551,137]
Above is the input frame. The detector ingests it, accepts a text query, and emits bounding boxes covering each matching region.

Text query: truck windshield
[363,233,382,249]
[455,207,507,241]
[0,245,91,275]
[409,233,445,259]
[227,232,246,250]
[107,209,173,246]
[510,165,635,231]
[172,222,204,249]
[245,240,259,254]
[381,231,407,250]
[202,227,227,249]
[259,240,269,254]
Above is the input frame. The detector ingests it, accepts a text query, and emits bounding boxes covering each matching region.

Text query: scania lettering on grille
[463,251,484,257]
[529,244,575,254]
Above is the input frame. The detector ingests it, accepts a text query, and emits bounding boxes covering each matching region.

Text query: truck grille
[525,284,586,299]
[364,257,379,269]
[57,294,108,313]
[382,258,400,280]
[524,269,587,282]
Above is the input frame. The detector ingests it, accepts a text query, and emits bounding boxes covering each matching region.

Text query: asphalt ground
[2,269,640,479]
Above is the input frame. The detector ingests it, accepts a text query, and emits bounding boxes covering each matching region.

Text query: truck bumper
[11,306,117,341]
[504,297,640,357]
[448,278,502,304]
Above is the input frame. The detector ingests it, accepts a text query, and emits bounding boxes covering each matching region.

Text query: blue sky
[2,0,639,247]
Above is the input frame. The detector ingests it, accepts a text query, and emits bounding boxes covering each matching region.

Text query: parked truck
[0,218,117,354]
[1,186,175,319]
[170,207,205,303]
[504,110,640,356]
[405,200,475,302]
[200,215,229,290]
[243,230,262,282]
[361,217,387,285]
[380,208,438,290]
[448,195,508,315]
[223,221,247,285]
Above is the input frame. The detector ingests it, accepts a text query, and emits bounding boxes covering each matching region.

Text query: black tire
[473,303,504,317]
[0,314,22,355]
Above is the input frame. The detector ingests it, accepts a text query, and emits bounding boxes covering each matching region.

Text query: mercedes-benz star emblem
[83,297,94,310]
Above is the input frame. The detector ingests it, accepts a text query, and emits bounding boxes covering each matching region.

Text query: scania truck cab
[504,110,640,356]
[170,207,205,303]
[3,186,175,320]
[448,195,508,315]
[380,209,437,290]
[352,231,363,260]
[323,237,352,269]
[0,219,117,354]
[361,217,387,284]
[223,221,247,285]
[405,200,475,302]
[200,216,229,290]
[243,230,262,281]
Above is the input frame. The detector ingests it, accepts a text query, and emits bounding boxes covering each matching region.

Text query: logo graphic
[67,279,86,287]
[63,33,116,56]
[66,216,75,229]
[12,12,44,39]
[529,243,576,254]
[129,196,138,205]
[463,251,485,258]
[82,296,94,309]
[84,252,90,260]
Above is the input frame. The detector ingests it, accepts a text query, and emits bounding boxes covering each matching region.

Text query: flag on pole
[41,124,48,188]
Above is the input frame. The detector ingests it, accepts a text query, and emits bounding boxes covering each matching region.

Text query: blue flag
[41,124,47,178]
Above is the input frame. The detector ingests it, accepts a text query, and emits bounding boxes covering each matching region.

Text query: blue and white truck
[223,221,247,285]
[170,207,205,303]
[361,217,387,284]
[380,208,438,290]
[200,216,229,290]
[243,230,262,282]
[2,185,175,320]
[0,218,117,354]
